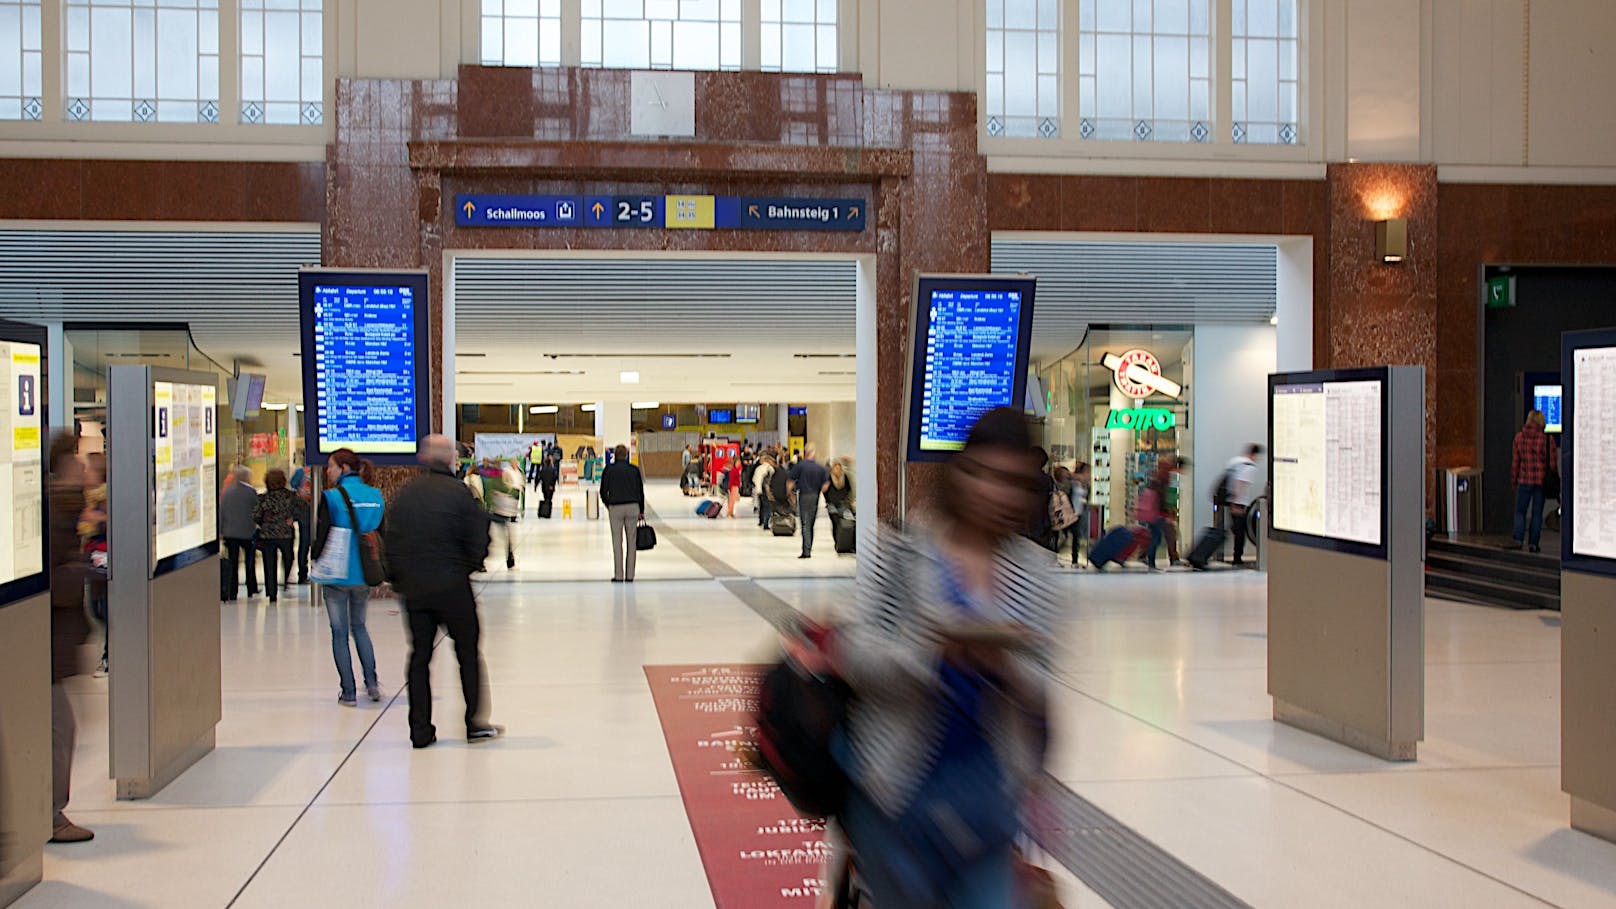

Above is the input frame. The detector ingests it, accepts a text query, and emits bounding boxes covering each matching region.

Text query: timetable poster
[308,280,421,456]
[0,340,43,588]
[1572,347,1616,560]
[915,285,1029,453]
[1271,379,1383,547]
[153,381,219,565]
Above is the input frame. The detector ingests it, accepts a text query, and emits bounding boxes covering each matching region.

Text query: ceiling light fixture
[530,405,559,414]
[631,401,659,409]
[619,371,640,384]
[581,404,598,412]
[1269,314,1279,326]
[261,403,288,411]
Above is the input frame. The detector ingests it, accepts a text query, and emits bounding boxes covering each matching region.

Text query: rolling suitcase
[1187,527,1227,570]
[834,517,856,554]
[538,500,553,519]
[772,513,797,537]
[1090,525,1148,570]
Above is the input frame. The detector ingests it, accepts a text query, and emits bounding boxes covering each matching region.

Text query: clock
[630,71,696,138]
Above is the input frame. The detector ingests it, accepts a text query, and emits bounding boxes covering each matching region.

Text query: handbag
[1048,490,1077,531]
[635,519,658,551]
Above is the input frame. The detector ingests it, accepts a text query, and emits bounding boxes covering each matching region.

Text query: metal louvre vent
[453,258,858,352]
[991,238,1278,362]
[0,228,320,364]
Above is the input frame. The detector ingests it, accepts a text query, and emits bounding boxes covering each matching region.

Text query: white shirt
[1226,455,1259,507]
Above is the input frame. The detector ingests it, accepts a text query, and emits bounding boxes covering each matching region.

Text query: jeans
[405,580,489,744]
[1513,484,1545,547]
[608,503,640,580]
[799,493,820,556]
[258,537,293,600]
[295,507,312,581]
[222,537,257,599]
[759,495,773,529]
[1145,518,1167,568]
[323,584,377,700]
[843,785,1016,909]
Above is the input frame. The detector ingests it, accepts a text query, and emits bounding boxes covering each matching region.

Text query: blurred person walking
[289,454,313,584]
[310,449,385,706]
[600,444,646,582]
[386,435,502,748]
[481,459,520,570]
[48,434,94,843]
[836,407,1059,907]
[1138,458,1176,571]
[1220,445,1262,566]
[754,454,777,530]
[825,459,856,541]
[79,452,109,676]
[219,465,260,601]
[254,469,301,603]
[789,444,830,559]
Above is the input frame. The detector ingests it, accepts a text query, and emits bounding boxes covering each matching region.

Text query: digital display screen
[299,270,430,465]
[1534,384,1562,433]
[1270,375,1385,552]
[906,275,1037,462]
[736,404,760,424]
[153,380,219,571]
[788,406,807,417]
[1570,345,1616,563]
[0,338,44,600]
[709,409,734,424]
[661,413,677,430]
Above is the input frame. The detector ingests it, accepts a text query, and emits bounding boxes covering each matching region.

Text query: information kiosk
[1559,327,1616,844]
[0,320,49,906]
[107,366,222,799]
[1266,366,1425,761]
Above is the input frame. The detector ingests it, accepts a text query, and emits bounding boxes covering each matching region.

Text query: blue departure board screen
[906,275,1037,462]
[299,270,430,466]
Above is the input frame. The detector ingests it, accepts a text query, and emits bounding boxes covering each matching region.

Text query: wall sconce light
[1376,218,1408,263]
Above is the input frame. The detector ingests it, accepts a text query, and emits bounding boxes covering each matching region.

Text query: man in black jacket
[385,434,503,748]
[599,444,646,582]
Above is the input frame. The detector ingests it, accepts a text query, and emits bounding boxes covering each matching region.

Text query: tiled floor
[17,481,1616,908]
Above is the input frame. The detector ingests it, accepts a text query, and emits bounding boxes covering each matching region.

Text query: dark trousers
[542,483,556,508]
[1513,484,1545,546]
[1146,519,1167,568]
[258,538,293,601]
[799,494,820,556]
[1231,508,1251,564]
[222,537,257,599]
[759,496,773,528]
[405,580,489,745]
[295,507,312,581]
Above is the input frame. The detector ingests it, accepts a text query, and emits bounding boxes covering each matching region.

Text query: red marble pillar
[1325,163,1439,507]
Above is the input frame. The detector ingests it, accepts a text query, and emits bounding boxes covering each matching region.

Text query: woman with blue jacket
[311,448,386,706]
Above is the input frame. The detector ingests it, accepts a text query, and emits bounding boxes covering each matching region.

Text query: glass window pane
[986,0,1058,136]
[483,0,562,67]
[1083,0,1219,141]
[1233,0,1304,143]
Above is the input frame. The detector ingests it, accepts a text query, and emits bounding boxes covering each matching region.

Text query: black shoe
[1529,545,1542,553]
[798,554,811,559]
[468,724,505,744]
[412,733,437,750]
[1502,542,1524,551]
[612,578,624,583]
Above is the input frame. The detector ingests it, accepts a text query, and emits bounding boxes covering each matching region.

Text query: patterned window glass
[0,1,41,120]
[65,0,220,123]
[1232,0,1300,144]
[984,0,1060,138]
[241,0,322,126]
[761,0,837,74]
[1079,0,1211,143]
[581,0,741,71]
[480,0,562,68]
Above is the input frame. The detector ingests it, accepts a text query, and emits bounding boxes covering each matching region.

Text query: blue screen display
[709,409,734,424]
[1534,385,1563,433]
[915,285,1029,453]
[301,271,429,464]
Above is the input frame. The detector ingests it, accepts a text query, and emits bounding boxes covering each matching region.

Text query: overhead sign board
[455,194,867,232]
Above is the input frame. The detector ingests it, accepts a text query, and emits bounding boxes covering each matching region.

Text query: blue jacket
[314,473,385,587]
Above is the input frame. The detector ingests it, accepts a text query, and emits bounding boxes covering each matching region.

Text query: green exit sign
[1106,407,1176,432]
[1487,274,1517,309]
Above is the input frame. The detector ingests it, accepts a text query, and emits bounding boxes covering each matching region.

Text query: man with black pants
[788,444,830,559]
[385,435,503,749]
[1223,443,1262,567]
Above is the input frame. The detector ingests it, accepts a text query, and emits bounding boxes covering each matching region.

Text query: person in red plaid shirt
[1507,410,1556,553]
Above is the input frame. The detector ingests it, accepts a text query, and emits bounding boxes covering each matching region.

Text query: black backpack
[751,622,850,819]
[771,463,791,503]
[1212,468,1234,507]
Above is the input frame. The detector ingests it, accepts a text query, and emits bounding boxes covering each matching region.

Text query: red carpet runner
[645,664,829,908]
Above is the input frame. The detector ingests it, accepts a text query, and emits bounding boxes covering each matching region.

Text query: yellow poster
[664,195,715,230]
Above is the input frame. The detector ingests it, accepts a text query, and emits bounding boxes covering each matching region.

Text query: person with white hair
[219,464,260,601]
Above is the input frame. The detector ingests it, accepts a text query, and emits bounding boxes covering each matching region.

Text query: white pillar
[594,401,633,448]
[777,402,790,441]
[1276,237,1314,371]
